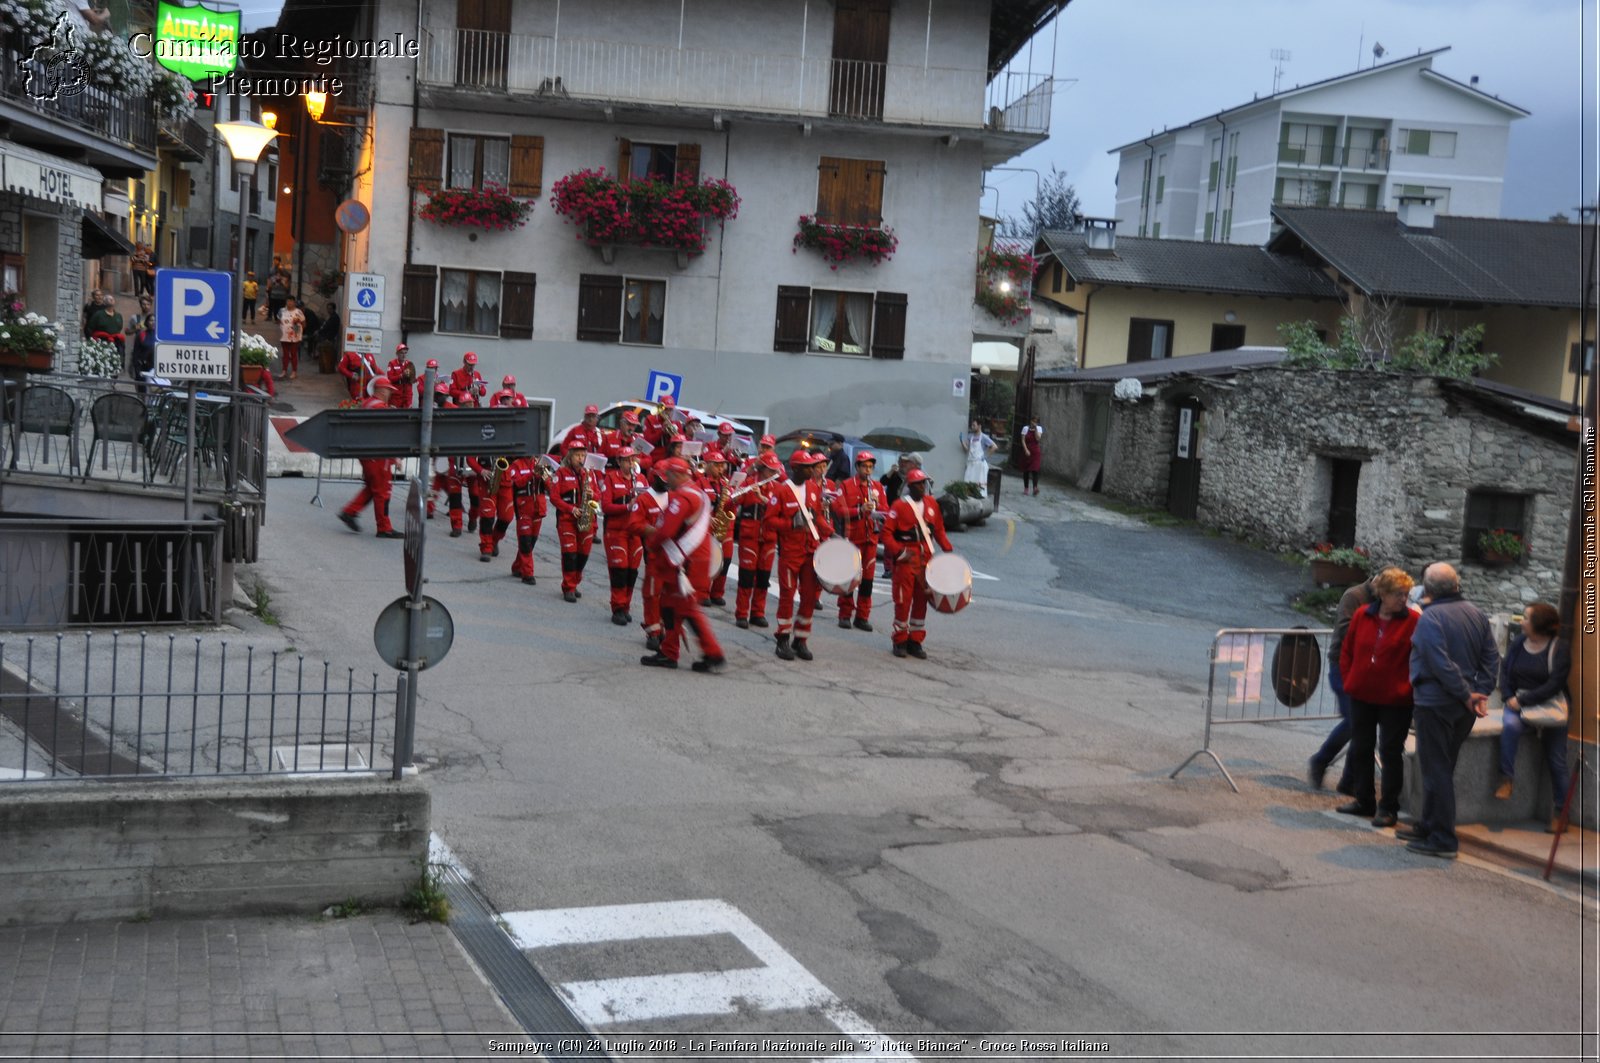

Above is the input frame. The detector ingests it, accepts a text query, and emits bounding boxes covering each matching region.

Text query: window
[619,140,700,184]
[1275,177,1331,206]
[1155,153,1166,203]
[1151,221,1161,238]
[439,269,502,335]
[816,157,884,226]
[1340,182,1379,209]
[1279,122,1337,166]
[773,286,906,358]
[1571,342,1595,375]
[1398,128,1457,158]
[267,163,277,201]
[1204,211,1214,241]
[447,134,509,190]
[1463,491,1528,561]
[1050,261,1065,294]
[1210,323,1245,351]
[1127,318,1174,362]
[576,274,665,346]
[1208,137,1221,189]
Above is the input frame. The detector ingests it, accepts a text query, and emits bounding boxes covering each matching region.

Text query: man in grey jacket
[1399,563,1500,858]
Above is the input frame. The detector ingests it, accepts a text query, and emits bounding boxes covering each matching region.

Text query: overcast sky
[991,0,1596,227]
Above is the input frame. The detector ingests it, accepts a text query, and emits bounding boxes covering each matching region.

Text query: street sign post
[646,370,683,404]
[348,273,385,314]
[344,325,382,353]
[404,475,425,599]
[372,595,454,672]
[284,406,545,459]
[348,310,381,329]
[154,268,233,345]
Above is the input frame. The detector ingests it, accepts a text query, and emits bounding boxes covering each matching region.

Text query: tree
[996,166,1081,239]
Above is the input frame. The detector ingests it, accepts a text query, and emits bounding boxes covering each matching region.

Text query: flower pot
[241,364,265,387]
[1480,550,1519,568]
[1310,560,1367,586]
[0,348,55,372]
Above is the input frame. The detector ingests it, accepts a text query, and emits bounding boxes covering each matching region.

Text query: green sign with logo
[153,0,239,82]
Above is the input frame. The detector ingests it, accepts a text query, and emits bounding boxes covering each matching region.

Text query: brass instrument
[487,456,511,494]
[575,468,600,534]
[862,479,877,518]
[709,481,734,539]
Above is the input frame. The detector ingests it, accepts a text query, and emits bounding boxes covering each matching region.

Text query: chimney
[1083,217,1118,253]
[1470,75,1480,86]
[1397,195,1437,230]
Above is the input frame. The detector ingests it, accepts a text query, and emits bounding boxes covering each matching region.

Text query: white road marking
[970,568,999,581]
[501,899,917,1058]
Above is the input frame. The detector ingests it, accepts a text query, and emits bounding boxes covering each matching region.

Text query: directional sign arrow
[207,321,225,339]
[284,407,546,459]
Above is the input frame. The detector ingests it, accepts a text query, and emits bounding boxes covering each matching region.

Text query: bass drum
[925,553,973,614]
[813,537,862,596]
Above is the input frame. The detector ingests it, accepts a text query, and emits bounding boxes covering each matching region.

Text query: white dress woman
[959,425,993,496]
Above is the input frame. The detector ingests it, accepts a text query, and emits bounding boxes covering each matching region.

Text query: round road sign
[336,199,371,234]
[372,595,454,672]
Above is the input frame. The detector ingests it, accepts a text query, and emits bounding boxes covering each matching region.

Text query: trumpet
[487,456,511,494]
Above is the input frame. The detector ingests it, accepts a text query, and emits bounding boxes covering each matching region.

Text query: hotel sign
[152,1,239,82]
[0,143,101,211]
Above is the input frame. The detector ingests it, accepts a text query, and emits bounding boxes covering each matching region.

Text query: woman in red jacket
[1337,567,1421,827]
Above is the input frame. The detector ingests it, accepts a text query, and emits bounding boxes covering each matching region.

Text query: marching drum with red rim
[813,537,863,596]
[925,553,973,614]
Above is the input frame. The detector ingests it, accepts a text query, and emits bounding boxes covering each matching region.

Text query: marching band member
[467,453,513,563]
[882,468,954,659]
[386,344,416,408]
[425,383,469,536]
[648,425,685,469]
[639,457,726,674]
[832,449,888,632]
[338,378,403,538]
[506,455,547,585]
[551,441,602,603]
[337,346,381,401]
[563,404,605,455]
[714,422,740,464]
[632,463,671,651]
[603,410,646,469]
[733,452,782,629]
[449,351,488,408]
[601,447,649,625]
[764,450,834,661]
[739,434,777,476]
[489,374,528,408]
[700,448,735,607]
[643,394,677,445]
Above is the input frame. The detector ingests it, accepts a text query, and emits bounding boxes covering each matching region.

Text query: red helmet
[660,395,676,408]
[395,342,409,355]
[621,410,641,426]
[702,447,727,464]
[425,358,439,370]
[615,446,637,459]
[370,377,397,392]
[854,450,877,465]
[656,457,691,476]
[759,434,776,447]
[502,374,516,388]
[789,450,822,466]
[905,468,931,484]
[759,453,783,471]
[433,381,451,395]
[463,352,477,366]
[717,423,734,436]
[565,439,588,451]
[584,404,600,415]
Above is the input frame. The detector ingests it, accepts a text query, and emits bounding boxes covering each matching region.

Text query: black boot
[852,618,873,632]
[906,641,927,659]
[792,639,813,661]
[640,652,677,669]
[645,634,661,652]
[892,642,908,658]
[611,609,629,626]
[774,634,795,661]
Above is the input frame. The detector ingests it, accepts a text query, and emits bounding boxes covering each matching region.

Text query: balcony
[419,28,1052,137]
[158,114,209,163]
[1338,145,1390,172]
[0,43,156,170]
[1277,141,1391,173]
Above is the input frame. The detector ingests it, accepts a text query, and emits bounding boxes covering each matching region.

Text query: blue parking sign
[646,370,682,404]
[154,268,233,345]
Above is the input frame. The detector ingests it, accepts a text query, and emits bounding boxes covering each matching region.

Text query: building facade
[1111,48,1526,246]
[347,0,1061,482]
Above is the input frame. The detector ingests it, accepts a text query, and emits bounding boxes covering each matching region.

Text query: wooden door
[457,0,510,89]
[830,0,889,119]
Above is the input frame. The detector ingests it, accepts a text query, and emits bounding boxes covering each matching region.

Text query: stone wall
[1103,394,1172,509]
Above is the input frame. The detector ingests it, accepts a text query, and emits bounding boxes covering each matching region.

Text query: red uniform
[466,457,513,561]
[340,396,399,534]
[449,366,487,407]
[563,423,604,455]
[337,350,381,401]
[506,458,547,583]
[385,357,416,408]
[646,484,724,667]
[551,463,601,597]
[632,485,669,644]
[763,476,834,654]
[832,474,889,627]
[882,493,954,649]
[602,428,648,469]
[600,466,649,619]
[489,388,528,408]
[643,405,677,446]
[733,466,779,627]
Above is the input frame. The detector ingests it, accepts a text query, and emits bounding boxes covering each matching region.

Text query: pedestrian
[317,301,341,363]
[240,272,258,322]
[1335,567,1421,828]
[1308,572,1375,794]
[824,436,851,482]
[265,266,290,322]
[278,296,305,379]
[882,467,954,658]
[959,420,997,496]
[81,288,103,339]
[1019,416,1044,495]
[881,452,921,504]
[129,305,156,394]
[86,291,126,359]
[1400,563,1499,859]
[1494,601,1572,833]
[639,457,727,673]
[338,378,404,538]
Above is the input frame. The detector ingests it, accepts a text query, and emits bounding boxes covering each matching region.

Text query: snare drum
[813,537,863,596]
[925,553,973,614]
[433,455,453,475]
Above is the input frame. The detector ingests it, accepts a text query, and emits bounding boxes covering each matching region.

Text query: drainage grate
[439,865,610,1061]
[269,743,370,772]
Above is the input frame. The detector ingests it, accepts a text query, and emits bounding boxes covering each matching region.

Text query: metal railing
[0,632,394,782]
[1339,145,1390,171]
[1277,142,1391,173]
[1171,627,1338,792]
[422,28,1049,133]
[157,113,209,161]
[0,43,156,154]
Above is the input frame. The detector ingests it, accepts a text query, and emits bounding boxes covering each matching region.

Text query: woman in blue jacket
[1494,601,1571,832]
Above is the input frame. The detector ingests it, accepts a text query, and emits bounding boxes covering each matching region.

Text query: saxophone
[709,480,734,539]
[575,469,600,534]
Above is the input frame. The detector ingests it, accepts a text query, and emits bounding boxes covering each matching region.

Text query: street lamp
[215,119,279,375]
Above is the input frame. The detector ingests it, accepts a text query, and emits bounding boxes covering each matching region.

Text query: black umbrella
[862,426,935,452]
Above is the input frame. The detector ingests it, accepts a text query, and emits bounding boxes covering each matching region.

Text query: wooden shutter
[774,286,812,352]
[500,271,536,339]
[1126,318,1154,362]
[576,274,623,342]
[616,138,632,180]
[815,157,843,221]
[508,135,544,197]
[409,127,444,191]
[675,143,701,183]
[857,160,885,226]
[870,291,906,359]
[818,158,884,226]
[401,265,437,333]
[175,174,190,208]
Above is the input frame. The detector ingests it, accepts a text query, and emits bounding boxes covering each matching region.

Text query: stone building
[1035,353,1578,615]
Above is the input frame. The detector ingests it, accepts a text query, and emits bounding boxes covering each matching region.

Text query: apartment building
[1110,47,1527,246]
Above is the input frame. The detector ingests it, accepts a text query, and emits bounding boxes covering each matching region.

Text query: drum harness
[787,480,820,542]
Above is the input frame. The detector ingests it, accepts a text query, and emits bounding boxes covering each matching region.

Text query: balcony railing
[1277,141,1391,173]
[1339,145,1390,172]
[158,114,209,162]
[422,28,1051,135]
[0,43,156,155]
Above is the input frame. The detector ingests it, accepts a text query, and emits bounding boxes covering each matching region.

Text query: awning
[0,141,102,211]
[81,211,135,260]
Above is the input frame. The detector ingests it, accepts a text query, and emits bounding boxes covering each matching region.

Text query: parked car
[549,401,755,456]
[771,429,903,475]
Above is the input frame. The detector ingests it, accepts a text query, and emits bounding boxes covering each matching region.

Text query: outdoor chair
[84,392,149,483]
[8,384,79,474]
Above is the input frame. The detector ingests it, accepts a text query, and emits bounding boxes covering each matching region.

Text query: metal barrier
[1170,627,1338,792]
[0,632,397,782]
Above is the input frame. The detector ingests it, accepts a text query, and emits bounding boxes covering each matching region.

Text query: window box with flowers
[1306,543,1372,586]
[792,215,898,268]
[77,337,122,378]
[0,304,60,372]
[151,69,196,125]
[549,169,740,266]
[1476,528,1525,567]
[415,184,531,232]
[238,333,278,387]
[974,247,1036,325]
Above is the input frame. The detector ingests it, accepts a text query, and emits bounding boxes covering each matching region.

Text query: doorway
[456,0,510,89]
[830,0,889,119]
[1326,458,1361,547]
[1166,397,1203,519]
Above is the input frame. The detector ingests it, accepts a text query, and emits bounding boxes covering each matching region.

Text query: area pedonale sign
[152,1,239,82]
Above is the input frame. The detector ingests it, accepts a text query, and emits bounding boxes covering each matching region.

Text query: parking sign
[646,370,682,404]
[154,268,233,345]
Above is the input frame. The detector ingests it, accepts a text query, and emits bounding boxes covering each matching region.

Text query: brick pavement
[0,912,524,1058]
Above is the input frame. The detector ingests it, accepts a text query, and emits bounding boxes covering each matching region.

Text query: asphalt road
[253,471,1593,1059]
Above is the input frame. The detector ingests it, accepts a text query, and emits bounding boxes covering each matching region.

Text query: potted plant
[312,269,344,299]
[77,337,123,379]
[548,169,740,259]
[937,479,996,532]
[1306,543,1372,586]
[792,215,898,268]
[0,305,60,373]
[1477,528,1525,567]
[415,184,532,231]
[238,332,278,387]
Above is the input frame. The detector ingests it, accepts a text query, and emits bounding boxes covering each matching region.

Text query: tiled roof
[1269,207,1596,308]
[1038,231,1342,299]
